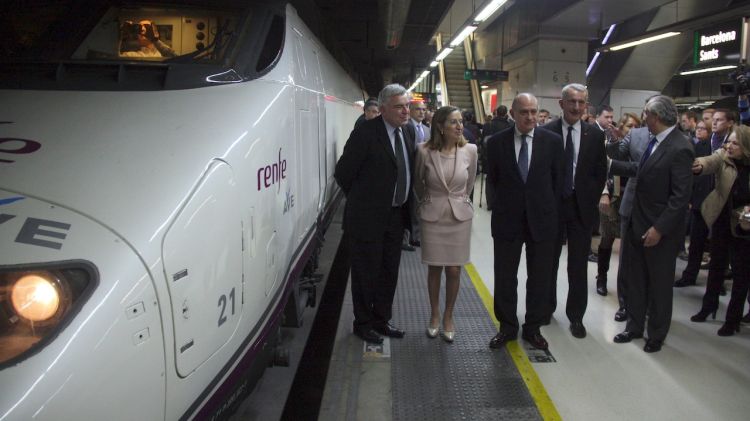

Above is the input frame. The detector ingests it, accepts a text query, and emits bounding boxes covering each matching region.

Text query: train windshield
[0,1,244,64]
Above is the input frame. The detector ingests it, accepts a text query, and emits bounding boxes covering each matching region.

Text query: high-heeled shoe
[426,326,438,338]
[441,330,455,343]
[717,322,740,336]
[690,308,717,322]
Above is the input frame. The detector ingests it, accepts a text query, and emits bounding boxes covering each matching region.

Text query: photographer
[119,20,176,58]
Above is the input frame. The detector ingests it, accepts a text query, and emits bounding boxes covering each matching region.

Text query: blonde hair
[426,106,467,150]
[732,125,750,164]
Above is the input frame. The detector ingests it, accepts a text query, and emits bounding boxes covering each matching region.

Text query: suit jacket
[543,119,608,227]
[486,127,565,242]
[408,119,429,146]
[690,139,713,208]
[334,115,416,240]
[606,127,651,218]
[413,143,478,222]
[697,150,750,237]
[629,128,694,241]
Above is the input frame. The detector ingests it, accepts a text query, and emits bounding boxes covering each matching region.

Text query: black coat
[334,115,416,240]
[486,127,565,242]
[690,139,713,208]
[543,119,608,227]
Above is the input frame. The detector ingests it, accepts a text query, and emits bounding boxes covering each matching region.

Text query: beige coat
[698,149,750,237]
[414,143,478,222]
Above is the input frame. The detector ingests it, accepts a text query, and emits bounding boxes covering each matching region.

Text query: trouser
[551,195,593,323]
[493,221,555,335]
[349,206,405,329]
[681,208,709,282]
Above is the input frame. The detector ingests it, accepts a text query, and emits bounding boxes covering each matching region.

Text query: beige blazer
[414,142,478,222]
[698,149,750,237]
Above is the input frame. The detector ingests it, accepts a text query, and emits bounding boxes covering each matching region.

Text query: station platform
[318,246,552,420]
[233,179,750,421]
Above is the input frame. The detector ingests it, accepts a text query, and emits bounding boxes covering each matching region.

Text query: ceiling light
[679,65,737,75]
[608,31,681,51]
[474,0,508,22]
[430,61,439,67]
[435,48,453,62]
[450,25,478,47]
[420,70,430,78]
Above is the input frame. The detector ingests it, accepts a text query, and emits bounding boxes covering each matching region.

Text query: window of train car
[0,1,286,89]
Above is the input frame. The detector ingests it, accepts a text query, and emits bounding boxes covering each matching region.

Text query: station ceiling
[293,0,747,97]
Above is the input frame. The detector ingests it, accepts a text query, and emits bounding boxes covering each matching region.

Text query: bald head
[510,93,539,134]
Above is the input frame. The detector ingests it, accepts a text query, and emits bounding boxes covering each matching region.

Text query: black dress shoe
[643,339,663,353]
[614,307,627,322]
[569,322,587,338]
[521,331,549,350]
[489,331,516,349]
[374,322,405,338]
[674,277,696,287]
[409,240,421,247]
[613,331,643,343]
[354,328,383,344]
[596,285,607,296]
[742,312,750,323]
[587,251,598,263]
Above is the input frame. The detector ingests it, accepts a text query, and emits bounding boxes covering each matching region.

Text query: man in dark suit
[675,120,712,287]
[608,95,694,353]
[606,126,651,323]
[334,84,416,344]
[486,93,565,351]
[543,83,607,339]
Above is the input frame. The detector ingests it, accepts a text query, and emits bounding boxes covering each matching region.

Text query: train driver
[119,19,176,58]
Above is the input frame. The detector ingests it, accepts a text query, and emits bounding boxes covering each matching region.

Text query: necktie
[417,124,424,143]
[710,133,722,152]
[564,125,575,197]
[518,134,529,183]
[394,128,407,205]
[640,135,658,167]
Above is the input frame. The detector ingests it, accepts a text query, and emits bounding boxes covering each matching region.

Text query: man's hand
[599,194,611,214]
[642,226,662,247]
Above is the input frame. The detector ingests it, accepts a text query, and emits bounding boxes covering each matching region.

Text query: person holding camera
[690,125,750,336]
[119,20,176,58]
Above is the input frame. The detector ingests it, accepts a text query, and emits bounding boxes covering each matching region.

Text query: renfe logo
[257,148,287,191]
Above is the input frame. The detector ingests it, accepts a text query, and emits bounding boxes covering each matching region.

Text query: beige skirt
[420,204,472,266]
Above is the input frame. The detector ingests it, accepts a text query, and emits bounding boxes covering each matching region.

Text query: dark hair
[596,104,613,116]
[713,108,737,123]
[682,110,698,121]
[496,105,508,117]
[539,108,550,114]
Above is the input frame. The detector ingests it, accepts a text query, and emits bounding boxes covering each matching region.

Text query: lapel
[375,117,397,165]
[428,148,450,190]
[641,129,674,173]
[505,131,524,183]
[576,121,591,181]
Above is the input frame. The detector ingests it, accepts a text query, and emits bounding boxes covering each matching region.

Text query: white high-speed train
[0,1,362,419]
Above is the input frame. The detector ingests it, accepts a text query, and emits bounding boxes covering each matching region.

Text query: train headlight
[11,274,61,322]
[1,262,97,368]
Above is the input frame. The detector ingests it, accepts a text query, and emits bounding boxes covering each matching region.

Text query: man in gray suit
[607,95,694,353]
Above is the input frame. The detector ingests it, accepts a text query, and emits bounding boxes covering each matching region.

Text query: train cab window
[256,15,284,73]
[0,1,240,63]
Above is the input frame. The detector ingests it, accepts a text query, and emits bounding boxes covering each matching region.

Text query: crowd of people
[336,82,750,354]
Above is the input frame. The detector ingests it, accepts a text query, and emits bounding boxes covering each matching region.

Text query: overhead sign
[464,69,509,81]
[693,20,742,67]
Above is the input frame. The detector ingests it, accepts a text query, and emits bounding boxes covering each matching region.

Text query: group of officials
[335,82,695,354]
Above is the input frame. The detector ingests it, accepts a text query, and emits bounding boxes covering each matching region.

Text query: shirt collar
[515,127,534,139]
[383,119,400,136]
[653,125,676,143]
[562,119,581,133]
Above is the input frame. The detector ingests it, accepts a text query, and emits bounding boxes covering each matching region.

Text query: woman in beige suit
[690,125,750,336]
[414,106,478,342]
